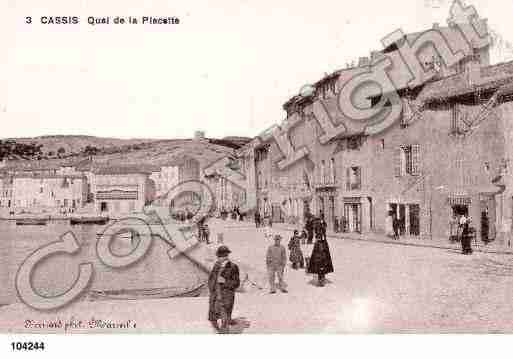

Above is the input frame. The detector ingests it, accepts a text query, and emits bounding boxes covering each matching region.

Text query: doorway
[409,204,420,236]
[100,202,108,212]
[344,203,361,233]
[399,204,406,235]
[452,204,468,217]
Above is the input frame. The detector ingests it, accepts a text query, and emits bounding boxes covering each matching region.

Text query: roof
[418,61,513,103]
[93,164,161,175]
[283,20,490,109]
[1,159,62,171]
[11,174,86,180]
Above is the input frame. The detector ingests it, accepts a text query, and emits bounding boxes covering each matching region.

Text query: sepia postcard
[2,0,513,350]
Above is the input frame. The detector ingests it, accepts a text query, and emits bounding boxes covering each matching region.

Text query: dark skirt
[461,235,473,254]
[208,290,235,321]
[307,240,334,275]
[289,246,304,266]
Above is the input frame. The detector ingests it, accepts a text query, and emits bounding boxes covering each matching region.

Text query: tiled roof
[418,63,513,103]
[2,160,62,171]
[93,164,162,175]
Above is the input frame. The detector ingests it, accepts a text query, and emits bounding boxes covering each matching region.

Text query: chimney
[358,56,370,67]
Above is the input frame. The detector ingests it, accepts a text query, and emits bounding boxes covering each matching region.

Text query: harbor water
[0,220,209,306]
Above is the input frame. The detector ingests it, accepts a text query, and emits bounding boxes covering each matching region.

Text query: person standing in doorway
[208,246,240,334]
[459,215,473,255]
[266,235,288,294]
[392,213,400,240]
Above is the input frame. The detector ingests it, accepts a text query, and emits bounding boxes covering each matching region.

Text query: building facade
[91,166,157,215]
[236,7,513,245]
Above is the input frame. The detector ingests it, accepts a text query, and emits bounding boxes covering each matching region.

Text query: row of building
[0,131,250,217]
[3,1,513,244]
[228,3,513,244]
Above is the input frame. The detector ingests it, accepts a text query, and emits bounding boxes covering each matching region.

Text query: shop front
[316,187,338,231]
[388,201,421,237]
[343,197,362,233]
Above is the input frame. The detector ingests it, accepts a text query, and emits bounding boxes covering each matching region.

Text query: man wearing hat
[266,234,288,294]
[208,245,240,333]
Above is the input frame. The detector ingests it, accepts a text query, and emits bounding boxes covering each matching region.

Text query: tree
[83,145,99,156]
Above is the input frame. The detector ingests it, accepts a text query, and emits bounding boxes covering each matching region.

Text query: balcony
[314,178,338,191]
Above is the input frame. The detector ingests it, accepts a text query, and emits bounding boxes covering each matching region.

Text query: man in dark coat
[392,214,400,240]
[305,216,314,244]
[208,246,240,333]
[254,211,261,228]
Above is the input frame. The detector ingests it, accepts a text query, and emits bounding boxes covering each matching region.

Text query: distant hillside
[6,135,160,158]
[0,134,253,164]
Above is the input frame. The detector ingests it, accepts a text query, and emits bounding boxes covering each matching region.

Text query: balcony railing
[314,178,338,189]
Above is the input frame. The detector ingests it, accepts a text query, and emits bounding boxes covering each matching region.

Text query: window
[381,139,385,150]
[320,160,326,184]
[394,145,420,177]
[330,158,336,183]
[40,187,44,194]
[450,103,459,134]
[255,147,269,162]
[346,167,362,190]
[347,136,362,150]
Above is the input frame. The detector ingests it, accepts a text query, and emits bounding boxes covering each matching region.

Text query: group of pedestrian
[207,213,335,334]
[266,214,333,291]
[197,218,211,244]
[254,211,272,228]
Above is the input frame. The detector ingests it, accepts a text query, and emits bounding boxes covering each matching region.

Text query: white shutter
[394,148,402,177]
[411,144,420,176]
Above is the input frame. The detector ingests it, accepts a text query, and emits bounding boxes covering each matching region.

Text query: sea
[0,220,208,306]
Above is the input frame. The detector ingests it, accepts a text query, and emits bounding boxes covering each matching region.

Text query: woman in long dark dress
[307,219,334,286]
[288,230,305,269]
[460,216,473,255]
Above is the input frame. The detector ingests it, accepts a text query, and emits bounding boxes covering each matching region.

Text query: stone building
[236,3,513,245]
[1,174,87,213]
[150,165,180,198]
[91,165,158,216]
[0,175,13,210]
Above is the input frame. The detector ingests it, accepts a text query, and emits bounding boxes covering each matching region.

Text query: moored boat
[70,216,109,225]
[16,218,48,226]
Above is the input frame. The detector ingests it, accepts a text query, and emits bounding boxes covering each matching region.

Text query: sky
[1,0,513,140]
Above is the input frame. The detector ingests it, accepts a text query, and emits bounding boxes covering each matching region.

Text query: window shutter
[394,148,402,177]
[411,144,420,176]
[346,167,350,190]
[357,167,362,189]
